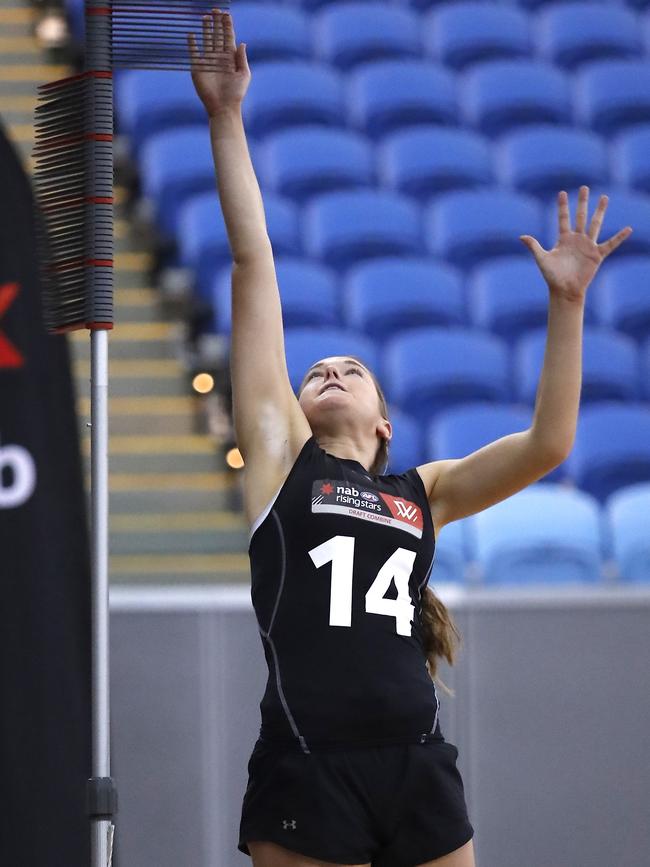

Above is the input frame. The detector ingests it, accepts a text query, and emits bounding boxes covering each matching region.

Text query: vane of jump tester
[31,3,231,865]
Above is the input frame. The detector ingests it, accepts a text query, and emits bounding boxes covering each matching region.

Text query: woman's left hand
[519,185,633,304]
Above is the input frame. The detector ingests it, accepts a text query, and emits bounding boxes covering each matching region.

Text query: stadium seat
[473,484,603,585]
[423,2,531,69]
[643,335,650,399]
[283,327,379,392]
[229,3,311,62]
[428,517,470,586]
[260,126,374,201]
[502,0,613,8]
[543,188,650,256]
[427,400,566,484]
[495,124,609,198]
[302,190,424,269]
[424,188,544,267]
[535,3,642,69]
[343,257,465,340]
[211,257,341,334]
[312,3,421,69]
[592,256,650,341]
[114,70,206,157]
[514,325,642,406]
[459,59,572,137]
[565,402,650,502]
[611,124,650,193]
[574,59,650,135]
[377,126,494,200]
[139,126,216,239]
[382,327,511,422]
[467,256,555,342]
[177,191,301,303]
[605,482,650,582]
[383,406,424,475]
[347,60,457,139]
[242,61,345,138]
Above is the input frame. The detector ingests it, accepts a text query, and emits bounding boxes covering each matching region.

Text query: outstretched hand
[519,186,633,304]
[188,8,250,117]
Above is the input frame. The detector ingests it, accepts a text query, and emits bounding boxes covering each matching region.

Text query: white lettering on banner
[0,442,36,508]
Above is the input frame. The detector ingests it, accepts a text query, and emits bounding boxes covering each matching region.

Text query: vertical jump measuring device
[32,3,231,865]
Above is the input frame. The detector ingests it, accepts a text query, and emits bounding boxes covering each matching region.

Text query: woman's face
[297,356,389,439]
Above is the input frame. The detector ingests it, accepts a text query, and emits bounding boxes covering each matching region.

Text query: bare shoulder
[239,403,312,529]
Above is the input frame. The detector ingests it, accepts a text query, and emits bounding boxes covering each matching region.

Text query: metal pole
[89,327,114,867]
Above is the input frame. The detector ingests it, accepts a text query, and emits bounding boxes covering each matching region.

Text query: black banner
[0,119,92,865]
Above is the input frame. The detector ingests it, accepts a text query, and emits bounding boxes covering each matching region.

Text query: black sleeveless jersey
[248,434,441,753]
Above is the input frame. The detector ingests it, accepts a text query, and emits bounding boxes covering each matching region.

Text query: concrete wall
[108,584,650,867]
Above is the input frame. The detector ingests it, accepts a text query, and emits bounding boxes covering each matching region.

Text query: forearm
[208,105,270,262]
[529,295,585,458]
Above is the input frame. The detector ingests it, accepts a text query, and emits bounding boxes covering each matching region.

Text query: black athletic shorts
[238,736,474,865]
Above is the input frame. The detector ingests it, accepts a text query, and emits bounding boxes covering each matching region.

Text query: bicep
[417,429,566,530]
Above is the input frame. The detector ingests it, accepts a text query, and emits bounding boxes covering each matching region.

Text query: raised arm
[188,10,311,523]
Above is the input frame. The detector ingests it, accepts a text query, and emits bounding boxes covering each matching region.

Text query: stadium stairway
[1,3,250,585]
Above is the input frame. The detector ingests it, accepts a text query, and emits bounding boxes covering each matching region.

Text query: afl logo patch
[360,490,378,502]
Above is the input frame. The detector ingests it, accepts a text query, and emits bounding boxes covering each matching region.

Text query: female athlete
[188,10,632,867]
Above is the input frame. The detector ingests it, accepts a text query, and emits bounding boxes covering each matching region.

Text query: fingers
[519,234,546,263]
[588,193,608,241]
[558,190,571,235]
[202,13,213,54]
[222,8,237,53]
[213,8,225,53]
[598,226,633,258]
[575,185,588,233]
[187,31,200,65]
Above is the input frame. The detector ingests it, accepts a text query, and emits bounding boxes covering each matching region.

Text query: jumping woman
[188,10,632,867]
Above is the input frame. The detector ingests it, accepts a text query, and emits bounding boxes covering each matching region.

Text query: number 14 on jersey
[308,534,416,636]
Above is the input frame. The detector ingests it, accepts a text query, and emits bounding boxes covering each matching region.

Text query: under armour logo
[282,819,297,830]
[394,499,418,521]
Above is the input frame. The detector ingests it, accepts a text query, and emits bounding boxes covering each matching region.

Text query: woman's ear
[379,418,392,442]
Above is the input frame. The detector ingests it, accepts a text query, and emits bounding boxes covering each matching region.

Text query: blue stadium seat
[605,482,650,582]
[611,124,650,192]
[343,257,465,340]
[514,326,642,406]
[423,2,531,69]
[543,188,650,256]
[384,406,424,475]
[377,126,493,200]
[313,3,421,69]
[347,60,457,139]
[293,0,384,11]
[283,327,379,392]
[427,401,565,484]
[592,256,650,341]
[114,70,206,157]
[229,3,311,62]
[260,126,374,201]
[177,191,300,303]
[642,335,650,393]
[574,59,650,134]
[382,327,511,422]
[502,0,612,8]
[565,402,650,501]
[242,61,345,138]
[211,256,340,334]
[302,190,424,269]
[424,188,544,267]
[459,59,572,137]
[426,515,468,585]
[139,126,215,239]
[495,124,609,198]
[473,484,603,585]
[535,3,642,68]
[468,256,554,342]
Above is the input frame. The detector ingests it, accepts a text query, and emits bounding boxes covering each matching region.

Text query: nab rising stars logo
[312,479,423,538]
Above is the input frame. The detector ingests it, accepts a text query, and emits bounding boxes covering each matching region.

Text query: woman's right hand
[188,8,251,116]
